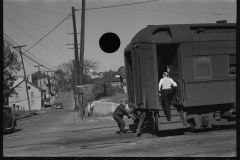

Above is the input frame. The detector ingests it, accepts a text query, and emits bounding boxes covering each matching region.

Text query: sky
[3,0,236,76]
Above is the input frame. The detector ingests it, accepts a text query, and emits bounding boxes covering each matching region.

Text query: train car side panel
[180,41,236,107]
[184,80,235,106]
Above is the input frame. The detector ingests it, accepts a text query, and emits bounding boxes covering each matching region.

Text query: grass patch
[13,109,42,118]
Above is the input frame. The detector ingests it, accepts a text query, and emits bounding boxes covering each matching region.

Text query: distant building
[91,72,103,79]
[8,80,46,111]
[37,78,52,99]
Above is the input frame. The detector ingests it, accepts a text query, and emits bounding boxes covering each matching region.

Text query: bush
[12,110,31,118]
[104,93,128,104]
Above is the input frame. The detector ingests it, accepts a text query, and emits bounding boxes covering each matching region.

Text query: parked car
[3,105,17,133]
[56,103,63,109]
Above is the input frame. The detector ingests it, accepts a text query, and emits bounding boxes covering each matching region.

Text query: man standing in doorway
[159,72,177,121]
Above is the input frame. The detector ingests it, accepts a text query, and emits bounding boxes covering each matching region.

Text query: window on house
[193,56,212,79]
[228,54,236,77]
[28,86,31,89]
[44,81,46,84]
[31,92,34,98]
[31,100,35,107]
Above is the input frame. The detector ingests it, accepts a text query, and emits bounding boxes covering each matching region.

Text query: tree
[54,68,66,88]
[103,69,118,78]
[58,59,99,88]
[83,59,99,84]
[3,42,22,104]
[58,62,74,91]
[117,66,125,77]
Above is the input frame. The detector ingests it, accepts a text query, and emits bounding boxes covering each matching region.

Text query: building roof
[11,79,46,92]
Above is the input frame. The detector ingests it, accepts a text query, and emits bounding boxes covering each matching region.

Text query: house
[90,72,103,79]
[37,78,51,99]
[8,79,46,111]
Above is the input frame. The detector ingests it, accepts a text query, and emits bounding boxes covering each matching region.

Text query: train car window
[193,56,212,79]
[228,54,236,76]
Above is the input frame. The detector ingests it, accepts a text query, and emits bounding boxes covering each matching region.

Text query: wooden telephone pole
[13,45,31,114]
[72,6,80,111]
[79,0,86,119]
[79,0,85,86]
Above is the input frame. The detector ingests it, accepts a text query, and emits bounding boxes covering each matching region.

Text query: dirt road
[3,91,236,157]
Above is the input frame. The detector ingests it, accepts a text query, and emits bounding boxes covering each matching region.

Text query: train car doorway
[156,44,180,81]
[156,44,183,104]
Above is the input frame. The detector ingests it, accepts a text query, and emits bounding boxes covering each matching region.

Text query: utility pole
[79,0,85,86]
[13,45,31,114]
[72,6,80,111]
[79,0,86,119]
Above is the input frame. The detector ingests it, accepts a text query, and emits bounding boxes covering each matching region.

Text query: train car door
[138,43,159,110]
[156,44,183,105]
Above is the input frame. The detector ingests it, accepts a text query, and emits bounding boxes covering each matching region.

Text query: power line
[23,13,72,53]
[22,56,36,73]
[83,0,235,16]
[111,7,236,15]
[4,14,70,60]
[85,0,161,10]
[4,35,56,71]
[9,20,64,37]
[4,37,54,71]
[7,3,71,59]
[4,1,69,16]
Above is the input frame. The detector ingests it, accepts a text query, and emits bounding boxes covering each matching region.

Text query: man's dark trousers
[161,89,172,119]
[113,115,125,132]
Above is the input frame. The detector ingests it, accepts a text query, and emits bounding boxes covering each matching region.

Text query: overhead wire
[23,13,72,53]
[7,3,71,59]
[110,7,236,15]
[4,37,54,71]
[9,20,64,37]
[84,0,235,15]
[85,0,162,10]
[4,34,56,71]
[4,14,70,60]
[22,56,37,73]
[4,1,69,16]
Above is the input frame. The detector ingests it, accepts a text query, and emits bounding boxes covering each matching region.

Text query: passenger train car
[124,21,236,133]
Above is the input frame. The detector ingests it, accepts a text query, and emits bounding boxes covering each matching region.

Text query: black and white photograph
[3,0,236,157]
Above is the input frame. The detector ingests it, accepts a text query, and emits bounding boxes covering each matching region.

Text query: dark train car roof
[125,23,236,51]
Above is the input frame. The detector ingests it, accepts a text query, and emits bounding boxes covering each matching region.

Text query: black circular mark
[99,32,120,53]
